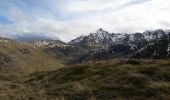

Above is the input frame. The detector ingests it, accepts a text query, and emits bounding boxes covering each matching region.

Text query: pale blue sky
[0,0,170,41]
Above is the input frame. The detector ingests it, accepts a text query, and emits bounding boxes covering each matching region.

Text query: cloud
[62,0,122,12]
[124,0,152,6]
[0,0,170,42]
[13,33,52,41]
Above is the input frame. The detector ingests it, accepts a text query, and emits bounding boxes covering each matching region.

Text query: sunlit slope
[0,40,63,75]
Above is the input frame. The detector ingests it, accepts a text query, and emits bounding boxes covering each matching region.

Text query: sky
[0,0,170,42]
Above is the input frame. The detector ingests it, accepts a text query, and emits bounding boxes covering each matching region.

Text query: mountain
[21,28,170,63]
[70,28,121,49]
[11,28,168,63]
[69,28,170,62]
[129,29,170,59]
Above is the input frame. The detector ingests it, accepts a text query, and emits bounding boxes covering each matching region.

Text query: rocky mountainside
[69,28,170,61]
[70,28,170,49]
[70,28,113,49]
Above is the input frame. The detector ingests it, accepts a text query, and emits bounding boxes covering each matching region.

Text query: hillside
[0,38,63,76]
[1,59,170,100]
[0,38,65,100]
[26,39,89,64]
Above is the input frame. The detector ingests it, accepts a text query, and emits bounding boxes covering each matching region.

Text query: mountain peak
[96,28,107,34]
[98,28,103,30]
[91,28,110,39]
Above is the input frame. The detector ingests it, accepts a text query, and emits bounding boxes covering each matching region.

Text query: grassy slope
[10,59,169,100]
[0,41,63,75]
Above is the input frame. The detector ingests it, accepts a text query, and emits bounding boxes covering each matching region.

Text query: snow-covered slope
[70,28,170,60]
[70,28,128,49]
[27,40,71,48]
